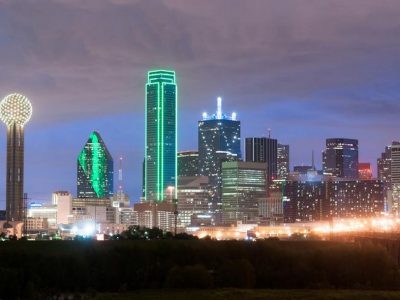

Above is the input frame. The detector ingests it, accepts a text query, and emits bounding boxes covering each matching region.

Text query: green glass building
[145,70,177,201]
[77,131,113,198]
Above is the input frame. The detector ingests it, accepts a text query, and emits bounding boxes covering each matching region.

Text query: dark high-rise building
[77,131,113,198]
[145,70,177,201]
[0,93,32,222]
[277,144,289,179]
[322,138,359,179]
[221,161,267,224]
[293,165,314,174]
[177,151,199,177]
[198,97,241,213]
[245,137,277,181]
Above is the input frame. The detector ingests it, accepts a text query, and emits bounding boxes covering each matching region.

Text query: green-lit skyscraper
[77,131,113,198]
[145,70,177,201]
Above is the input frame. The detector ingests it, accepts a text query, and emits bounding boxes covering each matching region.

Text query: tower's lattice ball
[0,93,32,127]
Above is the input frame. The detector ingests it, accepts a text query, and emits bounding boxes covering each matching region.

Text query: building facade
[77,131,113,198]
[322,138,359,179]
[221,161,267,225]
[177,151,199,177]
[245,137,277,181]
[198,97,240,216]
[377,142,400,213]
[277,144,289,179]
[391,143,400,215]
[145,70,177,201]
[283,178,384,222]
[177,176,211,227]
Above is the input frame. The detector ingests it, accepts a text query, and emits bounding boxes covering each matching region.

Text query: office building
[134,201,175,231]
[391,143,400,215]
[322,138,359,179]
[177,176,211,227]
[77,131,113,198]
[71,198,116,224]
[377,142,400,213]
[221,161,267,225]
[52,191,72,225]
[145,70,177,201]
[177,151,199,177]
[259,181,284,225]
[0,93,32,222]
[198,97,241,214]
[28,203,57,229]
[245,137,277,181]
[277,144,289,179]
[282,177,384,222]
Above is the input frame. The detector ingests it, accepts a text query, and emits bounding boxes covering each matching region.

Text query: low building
[134,201,175,231]
[72,197,116,223]
[28,203,57,229]
[177,176,210,227]
[25,217,49,234]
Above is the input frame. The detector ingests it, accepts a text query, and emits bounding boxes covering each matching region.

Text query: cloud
[0,0,399,200]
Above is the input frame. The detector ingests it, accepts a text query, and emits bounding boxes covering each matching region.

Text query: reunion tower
[0,93,32,221]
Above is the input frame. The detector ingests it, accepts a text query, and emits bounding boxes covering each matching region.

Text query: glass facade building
[198,98,241,217]
[322,138,359,179]
[245,137,277,181]
[145,70,177,201]
[77,131,113,198]
[221,161,267,225]
[277,143,289,179]
[177,151,199,177]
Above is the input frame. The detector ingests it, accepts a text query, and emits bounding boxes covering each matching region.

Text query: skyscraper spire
[217,97,222,119]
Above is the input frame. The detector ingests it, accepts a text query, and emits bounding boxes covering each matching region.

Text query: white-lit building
[28,203,57,229]
[52,191,72,225]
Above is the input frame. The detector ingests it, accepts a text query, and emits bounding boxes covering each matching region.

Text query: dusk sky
[1,0,400,206]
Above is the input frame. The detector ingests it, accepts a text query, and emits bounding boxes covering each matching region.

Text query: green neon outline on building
[145,70,177,201]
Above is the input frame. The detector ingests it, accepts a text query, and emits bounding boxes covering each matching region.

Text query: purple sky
[0,0,400,206]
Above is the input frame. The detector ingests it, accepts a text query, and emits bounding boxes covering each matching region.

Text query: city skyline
[1,1,400,206]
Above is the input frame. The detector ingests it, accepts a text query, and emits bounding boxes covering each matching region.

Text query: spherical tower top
[0,93,32,127]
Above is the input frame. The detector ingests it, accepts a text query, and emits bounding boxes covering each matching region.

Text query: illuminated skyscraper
[245,137,277,181]
[221,161,267,224]
[77,131,113,198]
[391,143,400,215]
[198,97,240,214]
[322,138,359,179]
[277,144,289,179]
[145,70,177,201]
[0,93,32,221]
[178,151,199,177]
